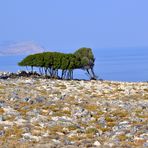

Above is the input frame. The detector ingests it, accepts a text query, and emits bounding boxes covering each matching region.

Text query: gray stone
[0,130,5,136]
[98,117,106,127]
[0,100,5,107]
[143,142,148,147]
[0,115,5,121]
[35,96,46,103]
[21,97,30,102]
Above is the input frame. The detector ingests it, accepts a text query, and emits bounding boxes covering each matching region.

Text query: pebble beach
[0,77,148,147]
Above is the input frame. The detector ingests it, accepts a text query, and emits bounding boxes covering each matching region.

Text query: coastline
[0,70,148,83]
[1,47,148,82]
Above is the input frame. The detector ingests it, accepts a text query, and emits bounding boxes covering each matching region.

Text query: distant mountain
[0,41,45,56]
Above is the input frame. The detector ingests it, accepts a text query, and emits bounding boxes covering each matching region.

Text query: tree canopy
[18,47,97,79]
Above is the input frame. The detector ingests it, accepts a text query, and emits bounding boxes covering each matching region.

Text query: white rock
[14,119,27,125]
[119,121,129,125]
[42,132,49,137]
[52,139,61,144]
[94,141,101,146]
[56,132,64,136]
[3,107,18,115]
[22,133,41,141]
[51,116,59,121]
[60,116,72,122]
[63,107,70,111]
[134,136,144,141]
[24,79,34,84]
[0,121,13,126]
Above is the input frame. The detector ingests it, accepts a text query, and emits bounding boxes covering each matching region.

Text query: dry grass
[55,84,67,89]
[67,125,78,131]
[118,134,127,141]
[0,108,4,114]
[112,110,128,118]
[84,104,98,111]
[86,128,98,135]
[48,125,64,134]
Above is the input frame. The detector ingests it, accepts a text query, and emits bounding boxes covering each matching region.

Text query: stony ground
[0,78,147,148]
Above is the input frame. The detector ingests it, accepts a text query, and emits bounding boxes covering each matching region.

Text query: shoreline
[0,71,147,83]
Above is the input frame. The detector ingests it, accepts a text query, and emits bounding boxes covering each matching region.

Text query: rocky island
[0,74,147,147]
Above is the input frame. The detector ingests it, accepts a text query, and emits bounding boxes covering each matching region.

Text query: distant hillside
[0,41,45,56]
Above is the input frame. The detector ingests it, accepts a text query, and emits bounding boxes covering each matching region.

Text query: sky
[0,0,148,53]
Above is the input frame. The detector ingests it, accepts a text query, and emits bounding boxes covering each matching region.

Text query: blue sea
[0,48,148,82]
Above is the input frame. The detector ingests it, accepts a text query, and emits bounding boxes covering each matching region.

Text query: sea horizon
[0,48,148,82]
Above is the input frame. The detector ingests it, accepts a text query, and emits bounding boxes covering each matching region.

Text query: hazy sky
[0,0,148,52]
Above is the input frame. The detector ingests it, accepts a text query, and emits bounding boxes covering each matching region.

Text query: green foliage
[33,53,44,67]
[74,47,94,60]
[81,57,89,67]
[18,54,35,67]
[74,47,95,69]
[18,47,96,79]
[53,52,64,69]
[43,52,54,67]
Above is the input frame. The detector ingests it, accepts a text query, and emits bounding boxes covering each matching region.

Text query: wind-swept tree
[18,54,35,72]
[74,47,96,79]
[18,47,97,80]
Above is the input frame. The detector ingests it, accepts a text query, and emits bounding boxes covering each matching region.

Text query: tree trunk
[31,66,33,73]
[44,67,48,76]
[39,67,43,75]
[86,69,92,79]
[90,68,97,80]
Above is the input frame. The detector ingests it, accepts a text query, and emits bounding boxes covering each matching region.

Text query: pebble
[0,77,147,147]
[94,141,101,146]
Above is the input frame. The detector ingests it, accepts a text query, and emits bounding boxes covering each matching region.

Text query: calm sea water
[0,49,148,82]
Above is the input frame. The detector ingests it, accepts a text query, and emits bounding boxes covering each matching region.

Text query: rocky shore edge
[0,71,42,79]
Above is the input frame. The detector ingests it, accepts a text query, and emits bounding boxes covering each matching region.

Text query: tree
[74,47,96,79]
[18,47,97,80]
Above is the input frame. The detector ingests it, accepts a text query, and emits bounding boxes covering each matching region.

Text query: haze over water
[0,48,147,82]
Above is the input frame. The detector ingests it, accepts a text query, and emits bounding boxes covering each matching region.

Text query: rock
[0,100,5,107]
[73,107,89,118]
[0,130,5,136]
[0,115,5,121]
[0,72,10,79]
[10,93,20,101]
[51,116,59,122]
[119,121,130,125]
[21,97,30,102]
[94,141,101,146]
[32,143,56,148]
[3,107,19,116]
[98,117,106,127]
[14,118,27,125]
[140,133,148,139]
[52,139,61,144]
[35,96,46,103]
[22,133,41,141]
[143,141,148,147]
[0,77,147,147]
[63,107,70,111]
[104,142,114,147]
